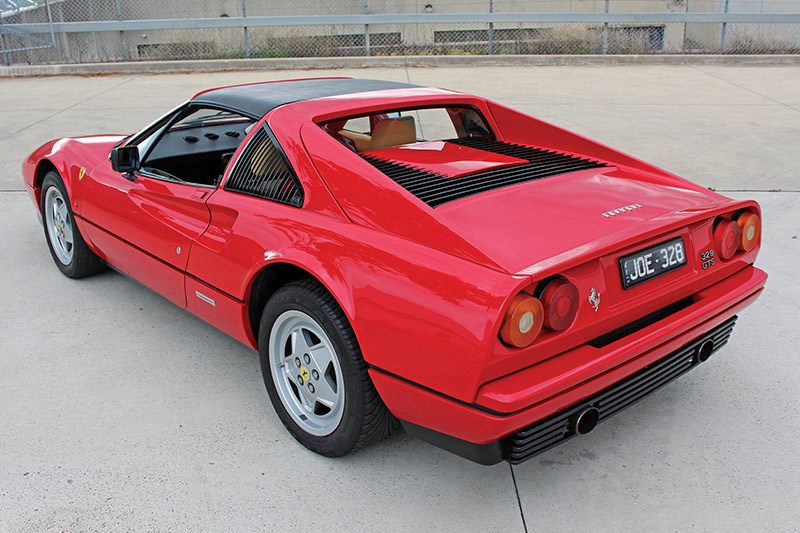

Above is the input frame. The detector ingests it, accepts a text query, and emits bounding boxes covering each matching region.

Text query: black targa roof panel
[191,78,419,119]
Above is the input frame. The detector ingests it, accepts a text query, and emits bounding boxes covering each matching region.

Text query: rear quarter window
[224,127,303,207]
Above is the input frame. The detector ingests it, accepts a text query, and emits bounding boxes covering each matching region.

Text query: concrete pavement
[1,65,799,531]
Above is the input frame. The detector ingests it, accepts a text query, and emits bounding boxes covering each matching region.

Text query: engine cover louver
[362,139,608,208]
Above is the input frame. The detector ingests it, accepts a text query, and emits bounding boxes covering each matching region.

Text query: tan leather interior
[369,116,417,150]
[338,129,372,152]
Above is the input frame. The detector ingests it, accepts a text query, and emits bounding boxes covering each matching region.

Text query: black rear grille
[502,316,738,464]
[362,139,608,208]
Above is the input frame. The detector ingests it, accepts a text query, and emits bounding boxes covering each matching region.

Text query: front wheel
[41,171,105,279]
[259,279,399,456]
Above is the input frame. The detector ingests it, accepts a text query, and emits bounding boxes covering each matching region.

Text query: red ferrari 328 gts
[23,78,767,465]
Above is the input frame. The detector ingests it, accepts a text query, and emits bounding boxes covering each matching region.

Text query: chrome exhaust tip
[569,406,600,435]
[697,339,715,363]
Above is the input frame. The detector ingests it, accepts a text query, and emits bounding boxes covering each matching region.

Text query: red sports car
[23,77,767,465]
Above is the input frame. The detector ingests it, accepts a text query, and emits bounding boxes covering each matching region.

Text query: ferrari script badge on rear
[589,287,601,312]
[601,203,642,218]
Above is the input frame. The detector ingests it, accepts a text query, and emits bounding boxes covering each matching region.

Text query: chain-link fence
[2,0,799,65]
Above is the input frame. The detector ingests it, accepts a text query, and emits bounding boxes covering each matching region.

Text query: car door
[80,105,252,307]
[81,167,211,306]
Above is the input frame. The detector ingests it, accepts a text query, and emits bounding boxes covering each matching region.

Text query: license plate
[619,237,686,289]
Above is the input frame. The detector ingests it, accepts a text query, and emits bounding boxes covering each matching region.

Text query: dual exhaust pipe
[567,338,715,436]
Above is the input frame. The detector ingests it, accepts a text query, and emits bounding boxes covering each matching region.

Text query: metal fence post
[242,0,250,58]
[719,0,730,53]
[363,1,370,57]
[114,0,129,60]
[0,16,10,66]
[488,0,494,55]
[683,0,690,52]
[45,0,55,44]
[602,0,609,54]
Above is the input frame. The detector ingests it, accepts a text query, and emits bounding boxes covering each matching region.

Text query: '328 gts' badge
[588,287,601,312]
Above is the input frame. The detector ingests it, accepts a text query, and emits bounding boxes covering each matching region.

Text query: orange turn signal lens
[500,294,544,348]
[540,278,580,332]
[713,218,741,261]
[737,212,760,252]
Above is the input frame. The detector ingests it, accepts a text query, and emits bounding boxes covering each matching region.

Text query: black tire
[40,171,106,279]
[258,279,399,457]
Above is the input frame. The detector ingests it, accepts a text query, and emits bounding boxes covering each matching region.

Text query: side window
[138,106,254,187]
[225,127,303,208]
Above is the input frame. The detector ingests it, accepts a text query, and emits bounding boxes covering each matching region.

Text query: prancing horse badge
[589,287,601,312]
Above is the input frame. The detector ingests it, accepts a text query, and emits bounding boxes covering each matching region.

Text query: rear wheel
[259,279,399,456]
[41,171,105,278]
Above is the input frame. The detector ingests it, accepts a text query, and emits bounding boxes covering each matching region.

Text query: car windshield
[171,109,248,129]
[320,106,494,153]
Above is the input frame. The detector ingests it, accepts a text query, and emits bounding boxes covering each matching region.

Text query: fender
[188,192,529,402]
[23,135,125,217]
[22,138,71,215]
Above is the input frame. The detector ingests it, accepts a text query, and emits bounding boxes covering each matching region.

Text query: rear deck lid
[436,169,722,274]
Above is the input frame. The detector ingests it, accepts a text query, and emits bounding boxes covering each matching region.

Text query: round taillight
[540,278,580,331]
[737,212,760,252]
[713,218,741,261]
[500,294,544,348]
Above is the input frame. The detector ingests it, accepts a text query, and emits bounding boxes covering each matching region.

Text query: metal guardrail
[4,12,800,34]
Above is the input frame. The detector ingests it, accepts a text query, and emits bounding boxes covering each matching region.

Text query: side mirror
[110,146,140,174]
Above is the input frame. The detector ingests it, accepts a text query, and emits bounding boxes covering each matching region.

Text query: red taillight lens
[499,294,544,348]
[737,212,760,252]
[713,218,741,261]
[540,278,580,331]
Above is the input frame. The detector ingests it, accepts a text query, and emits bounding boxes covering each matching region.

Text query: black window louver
[225,127,303,207]
[362,139,608,208]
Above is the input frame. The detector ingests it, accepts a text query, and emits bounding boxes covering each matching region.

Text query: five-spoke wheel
[269,310,345,436]
[40,170,105,278]
[44,185,74,265]
[259,279,399,456]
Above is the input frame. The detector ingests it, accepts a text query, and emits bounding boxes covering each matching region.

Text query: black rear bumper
[402,315,738,466]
